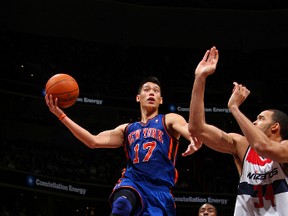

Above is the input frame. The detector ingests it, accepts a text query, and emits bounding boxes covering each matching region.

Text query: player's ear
[271,122,280,135]
[136,95,140,102]
[160,97,163,104]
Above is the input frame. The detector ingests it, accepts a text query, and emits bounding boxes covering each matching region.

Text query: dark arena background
[1,0,288,215]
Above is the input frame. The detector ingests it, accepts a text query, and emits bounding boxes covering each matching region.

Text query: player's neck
[140,110,158,124]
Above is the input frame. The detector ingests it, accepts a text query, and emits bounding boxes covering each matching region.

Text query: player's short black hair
[137,76,161,94]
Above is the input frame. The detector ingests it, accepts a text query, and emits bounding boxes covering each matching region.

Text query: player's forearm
[60,115,97,148]
[188,74,207,134]
[229,105,270,152]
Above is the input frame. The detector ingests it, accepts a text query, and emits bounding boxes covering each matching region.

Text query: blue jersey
[110,114,180,215]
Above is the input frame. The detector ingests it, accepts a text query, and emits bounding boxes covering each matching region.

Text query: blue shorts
[110,177,176,216]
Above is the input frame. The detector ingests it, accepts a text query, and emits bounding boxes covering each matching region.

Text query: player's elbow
[188,122,204,136]
[188,124,195,134]
[85,141,97,149]
[84,138,102,149]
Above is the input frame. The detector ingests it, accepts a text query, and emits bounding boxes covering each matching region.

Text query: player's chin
[147,102,159,108]
[146,105,158,112]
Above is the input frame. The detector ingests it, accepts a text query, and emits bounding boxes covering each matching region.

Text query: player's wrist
[58,113,67,121]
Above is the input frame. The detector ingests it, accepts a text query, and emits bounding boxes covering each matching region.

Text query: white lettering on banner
[76,97,103,105]
[35,178,87,195]
[174,196,207,203]
[177,106,190,112]
[36,179,68,191]
[208,197,228,205]
[212,107,230,113]
[174,196,229,205]
[84,97,103,105]
[205,107,213,112]
[176,106,230,113]
[69,185,87,195]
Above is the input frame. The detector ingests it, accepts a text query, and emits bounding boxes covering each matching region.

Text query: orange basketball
[45,73,79,108]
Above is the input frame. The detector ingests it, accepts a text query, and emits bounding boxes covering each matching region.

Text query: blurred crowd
[0,136,238,194]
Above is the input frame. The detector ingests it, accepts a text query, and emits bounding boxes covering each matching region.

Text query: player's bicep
[166,113,188,139]
[94,124,126,148]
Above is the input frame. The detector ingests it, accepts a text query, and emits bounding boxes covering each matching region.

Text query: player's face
[136,82,163,107]
[253,110,275,134]
[198,204,217,216]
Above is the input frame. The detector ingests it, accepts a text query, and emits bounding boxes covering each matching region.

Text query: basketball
[45,73,79,108]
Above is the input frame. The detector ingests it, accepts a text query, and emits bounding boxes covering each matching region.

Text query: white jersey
[234,147,288,216]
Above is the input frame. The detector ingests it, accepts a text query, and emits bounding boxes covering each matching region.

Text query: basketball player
[45,76,202,215]
[188,46,288,215]
[198,203,217,216]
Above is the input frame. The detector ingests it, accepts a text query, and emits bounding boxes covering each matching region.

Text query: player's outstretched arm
[45,94,125,149]
[188,47,236,154]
